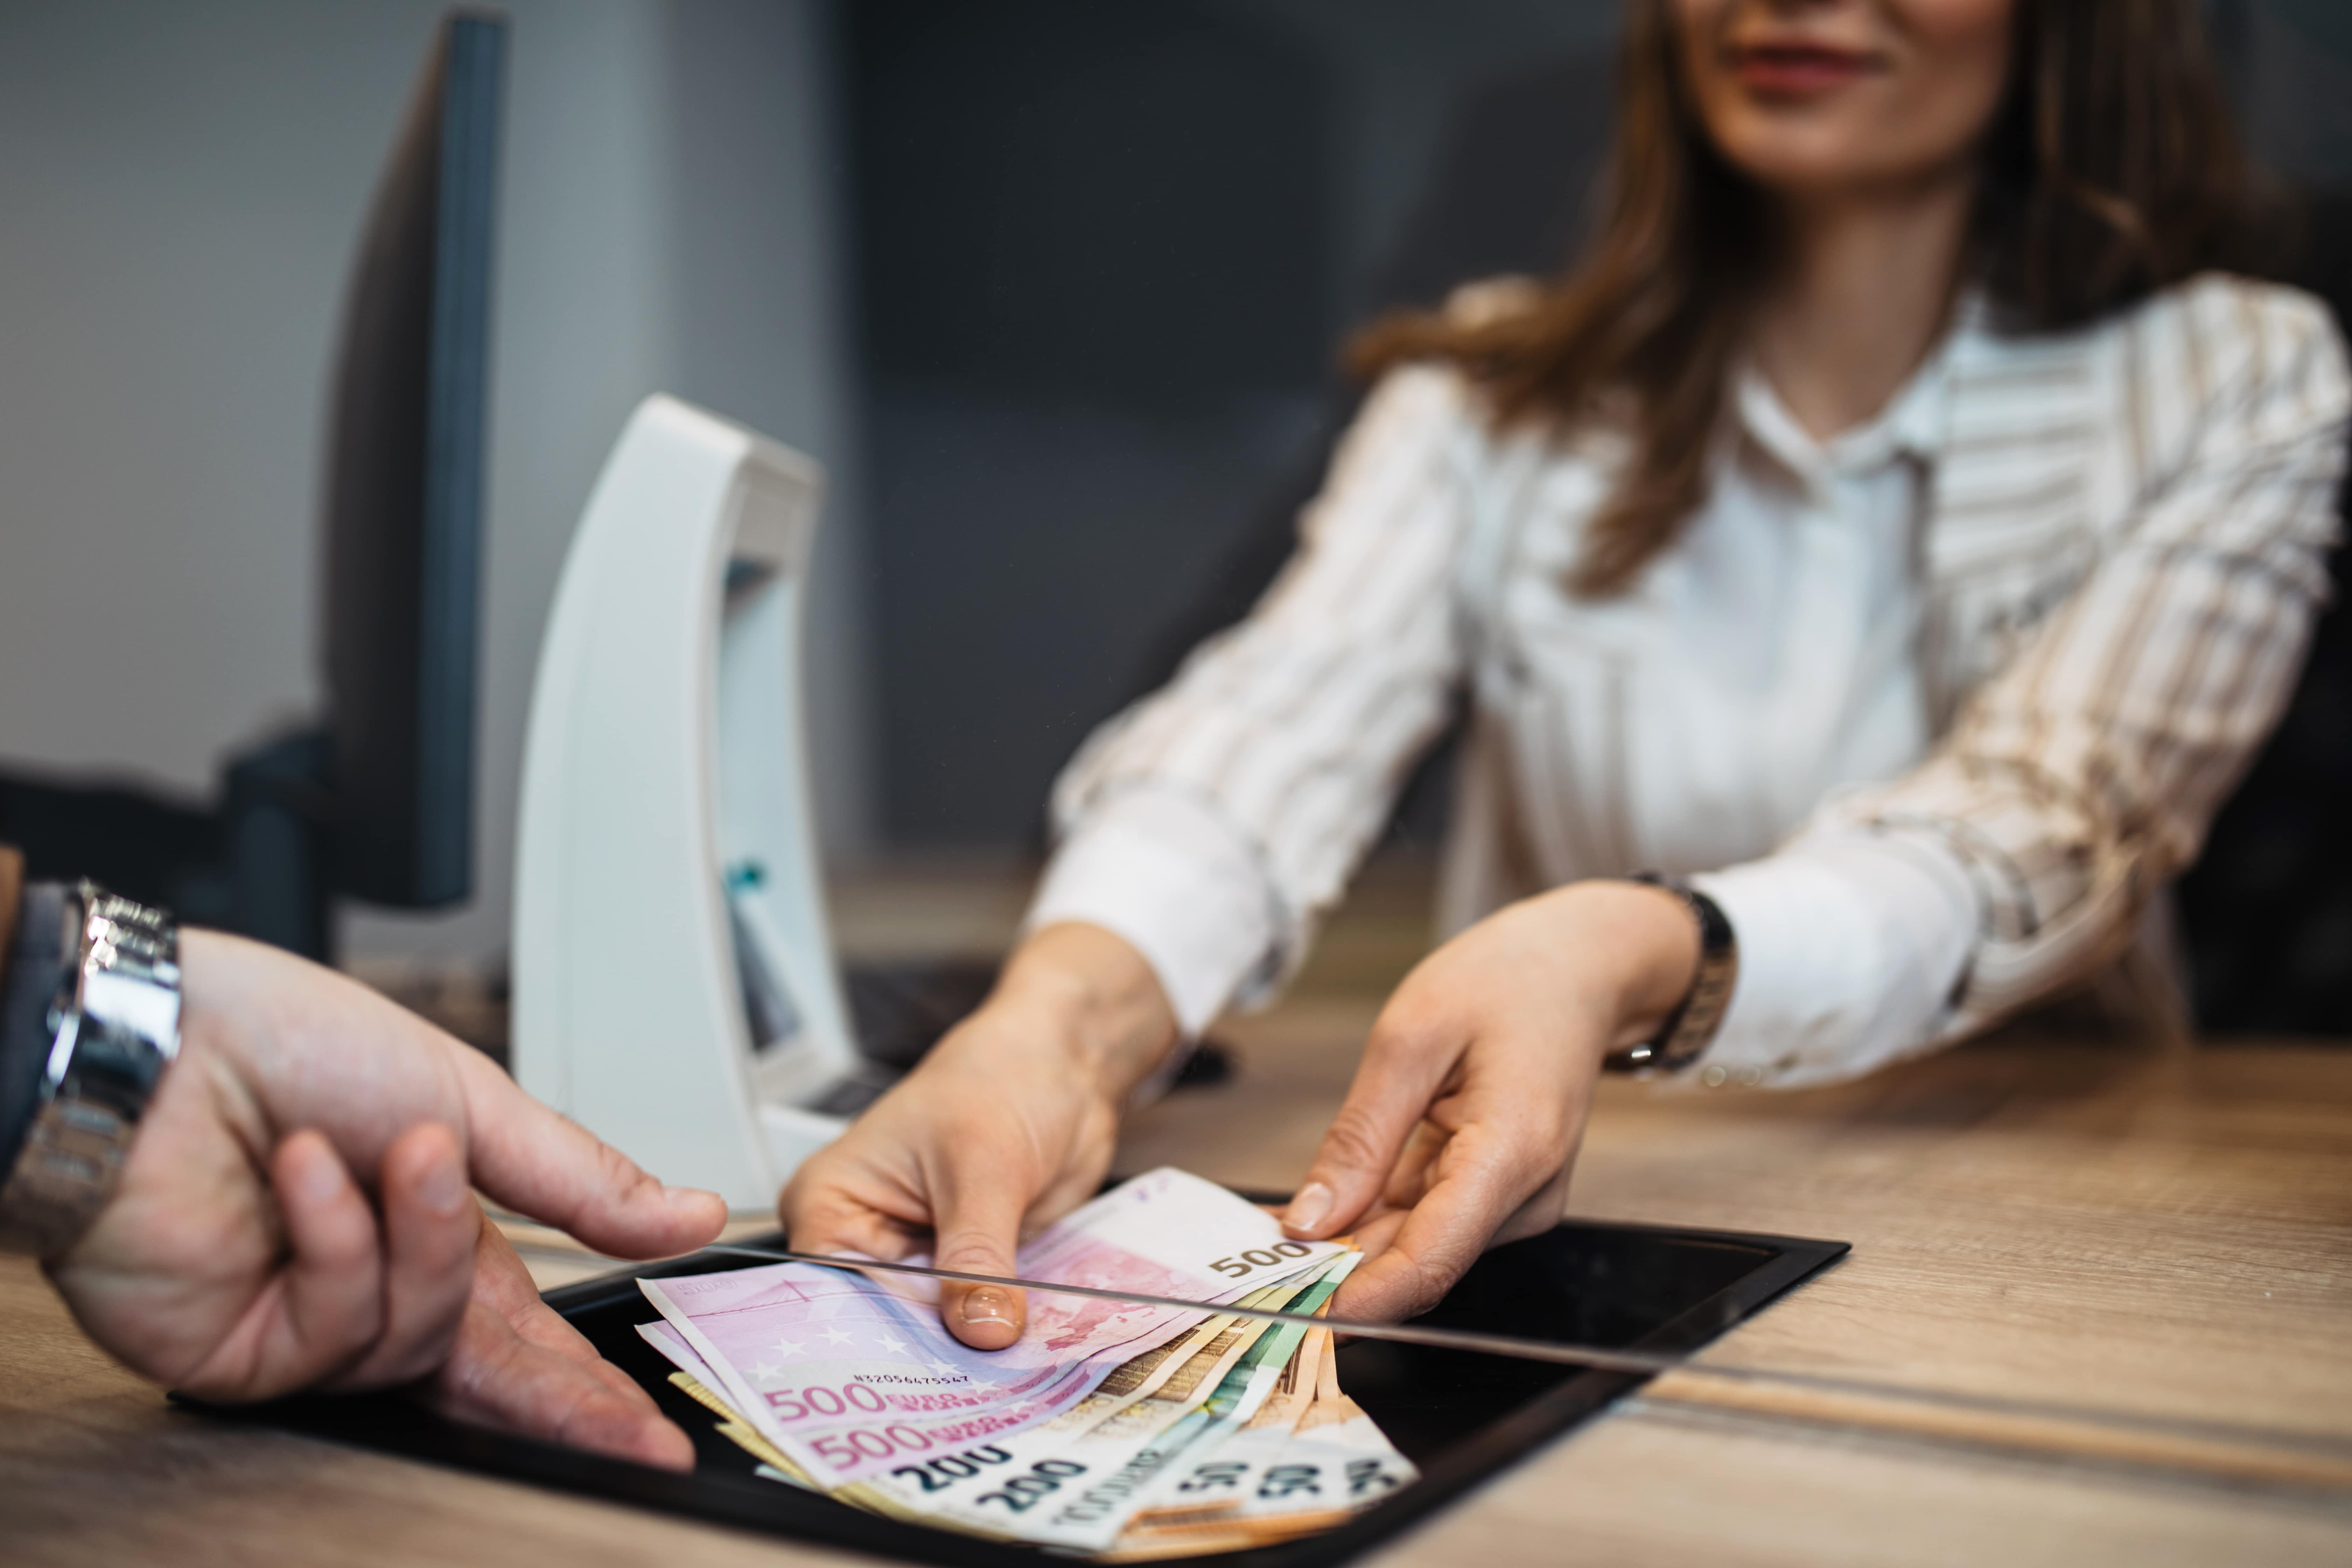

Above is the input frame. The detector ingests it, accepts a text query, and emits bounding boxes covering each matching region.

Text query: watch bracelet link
[0,881,182,1258]
[1601,873,1738,1077]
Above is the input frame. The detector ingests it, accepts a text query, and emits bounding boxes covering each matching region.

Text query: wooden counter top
[1127,1010,2352,1564]
[6,1023,2350,1564]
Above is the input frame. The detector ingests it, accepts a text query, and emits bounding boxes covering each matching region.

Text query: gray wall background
[852,0,1624,846]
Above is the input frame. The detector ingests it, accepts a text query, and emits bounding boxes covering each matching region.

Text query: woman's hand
[1282,880,1699,1323]
[780,923,1180,1350]
[46,929,727,1469]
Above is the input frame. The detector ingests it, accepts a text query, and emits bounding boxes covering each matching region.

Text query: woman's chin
[1712,127,1953,206]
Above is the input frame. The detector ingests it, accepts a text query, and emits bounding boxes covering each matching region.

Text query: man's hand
[432,1223,706,1468]
[781,923,1179,1350]
[43,929,727,1469]
[1281,881,1699,1323]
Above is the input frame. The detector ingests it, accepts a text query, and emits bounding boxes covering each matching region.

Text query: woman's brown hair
[1352,0,2267,596]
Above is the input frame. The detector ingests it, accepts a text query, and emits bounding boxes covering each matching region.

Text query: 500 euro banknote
[639,1169,1342,1497]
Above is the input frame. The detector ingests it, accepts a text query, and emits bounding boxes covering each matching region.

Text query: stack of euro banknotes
[635,1168,1417,1559]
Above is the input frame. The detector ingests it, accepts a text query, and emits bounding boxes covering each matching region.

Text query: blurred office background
[1,0,2349,1025]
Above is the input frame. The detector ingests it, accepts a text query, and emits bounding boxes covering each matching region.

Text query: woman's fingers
[1326,1029,1583,1323]
[450,1049,726,1260]
[926,1148,1031,1351]
[1340,1204,1410,1263]
[327,1123,481,1390]
[780,1100,1051,1351]
[782,1177,927,1267]
[1380,1120,1448,1212]
[778,1100,1027,1351]
[1284,1015,1464,1242]
[1328,1122,1534,1322]
[776,981,1136,1355]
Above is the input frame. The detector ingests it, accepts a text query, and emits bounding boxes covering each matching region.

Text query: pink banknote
[639,1168,1340,1489]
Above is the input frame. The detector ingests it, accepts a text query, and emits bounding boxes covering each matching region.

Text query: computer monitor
[323,9,504,910]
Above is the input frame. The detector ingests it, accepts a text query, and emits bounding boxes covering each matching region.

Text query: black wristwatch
[1601,873,1737,1077]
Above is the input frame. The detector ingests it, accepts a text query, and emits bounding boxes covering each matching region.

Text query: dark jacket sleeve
[0,849,66,1182]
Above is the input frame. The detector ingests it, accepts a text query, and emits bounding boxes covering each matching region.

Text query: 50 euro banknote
[1121,1322,1418,1549]
[937,1254,1361,1549]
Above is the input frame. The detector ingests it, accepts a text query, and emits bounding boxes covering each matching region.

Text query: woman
[790,0,2349,1345]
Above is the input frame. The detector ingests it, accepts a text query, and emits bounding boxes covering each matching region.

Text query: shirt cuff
[1024,788,1277,1038]
[1688,829,1979,1088]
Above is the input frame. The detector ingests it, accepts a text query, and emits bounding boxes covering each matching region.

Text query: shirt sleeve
[0,877,65,1190]
[1024,786,1277,1036]
[1690,828,1981,1086]
[1024,365,1478,1029]
[1692,282,2351,1086]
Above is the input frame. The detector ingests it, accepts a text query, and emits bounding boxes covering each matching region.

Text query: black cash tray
[217,1214,1846,1566]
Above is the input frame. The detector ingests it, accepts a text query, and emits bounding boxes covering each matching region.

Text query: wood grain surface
[5,941,2351,1562]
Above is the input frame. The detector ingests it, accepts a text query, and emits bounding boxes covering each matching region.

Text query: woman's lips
[1728,43,1882,96]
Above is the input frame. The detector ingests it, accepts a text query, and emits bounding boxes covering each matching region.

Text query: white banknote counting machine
[512,394,879,1208]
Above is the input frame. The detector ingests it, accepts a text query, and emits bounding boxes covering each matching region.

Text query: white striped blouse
[1024,273,2351,1088]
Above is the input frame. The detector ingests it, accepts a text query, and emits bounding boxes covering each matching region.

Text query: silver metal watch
[0,882,182,1257]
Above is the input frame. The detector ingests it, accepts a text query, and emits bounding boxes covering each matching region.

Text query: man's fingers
[926,1156,1030,1351]
[1284,1018,1463,1242]
[429,1295,697,1471]
[452,1052,725,1260]
[429,1224,696,1469]
[331,1123,481,1390]
[245,1131,384,1395]
[472,1223,606,1365]
[471,1223,673,1413]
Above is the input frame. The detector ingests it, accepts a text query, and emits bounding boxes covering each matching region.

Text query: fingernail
[1285,1181,1334,1237]
[663,1185,716,1214]
[959,1287,1016,1329]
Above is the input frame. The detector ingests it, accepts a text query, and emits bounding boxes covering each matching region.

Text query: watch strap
[1602,874,1737,1077]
